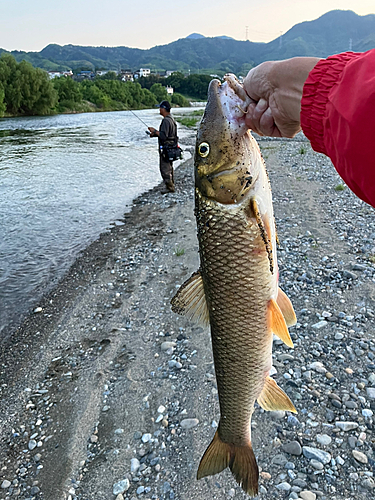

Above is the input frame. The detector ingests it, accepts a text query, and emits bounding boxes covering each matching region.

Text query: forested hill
[1,10,375,74]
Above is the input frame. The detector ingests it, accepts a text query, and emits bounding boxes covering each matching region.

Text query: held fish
[171,75,297,496]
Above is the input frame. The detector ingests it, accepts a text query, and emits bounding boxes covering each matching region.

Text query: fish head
[195,74,261,204]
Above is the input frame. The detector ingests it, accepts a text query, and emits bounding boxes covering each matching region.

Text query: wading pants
[159,154,174,185]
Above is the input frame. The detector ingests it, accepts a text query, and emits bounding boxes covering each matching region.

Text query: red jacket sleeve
[301,50,375,208]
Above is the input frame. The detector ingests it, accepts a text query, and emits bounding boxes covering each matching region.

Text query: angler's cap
[158,100,171,111]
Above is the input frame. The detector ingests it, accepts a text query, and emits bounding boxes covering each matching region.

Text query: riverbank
[0,136,374,500]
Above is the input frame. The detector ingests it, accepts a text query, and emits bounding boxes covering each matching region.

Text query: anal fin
[277,287,297,327]
[268,299,294,348]
[197,429,259,497]
[258,376,297,413]
[171,271,209,327]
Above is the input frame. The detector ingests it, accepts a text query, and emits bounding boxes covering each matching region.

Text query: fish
[171,74,297,496]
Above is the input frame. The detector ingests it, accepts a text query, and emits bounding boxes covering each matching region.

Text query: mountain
[1,10,374,74]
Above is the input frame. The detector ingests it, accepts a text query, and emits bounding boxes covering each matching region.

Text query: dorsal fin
[268,299,294,348]
[277,287,297,327]
[171,271,209,327]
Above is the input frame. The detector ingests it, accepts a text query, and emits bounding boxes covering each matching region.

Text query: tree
[171,92,190,107]
[150,83,169,103]
[0,84,5,116]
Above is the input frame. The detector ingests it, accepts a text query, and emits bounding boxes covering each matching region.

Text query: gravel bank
[0,133,374,500]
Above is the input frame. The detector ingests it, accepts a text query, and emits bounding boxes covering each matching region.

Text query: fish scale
[196,189,272,445]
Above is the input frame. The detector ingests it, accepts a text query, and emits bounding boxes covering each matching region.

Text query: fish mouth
[210,74,252,137]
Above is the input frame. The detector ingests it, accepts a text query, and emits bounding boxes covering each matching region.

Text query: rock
[310,459,324,470]
[343,270,358,280]
[113,479,130,495]
[311,321,327,330]
[316,434,332,446]
[115,495,124,500]
[300,492,316,500]
[302,446,331,464]
[276,482,291,491]
[1,481,11,489]
[362,478,375,490]
[335,332,344,340]
[272,454,288,466]
[157,405,166,413]
[30,486,40,495]
[282,441,302,456]
[269,410,286,420]
[141,433,152,443]
[352,450,368,464]
[34,307,43,313]
[161,342,176,351]
[362,409,373,418]
[180,418,199,429]
[131,458,141,473]
[366,387,375,399]
[335,421,358,432]
[28,439,37,450]
[308,361,326,373]
[136,485,145,495]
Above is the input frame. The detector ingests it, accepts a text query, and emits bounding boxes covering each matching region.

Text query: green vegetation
[174,247,185,256]
[0,54,193,117]
[0,53,57,116]
[176,116,200,128]
[335,184,345,191]
[139,72,211,101]
[299,146,307,154]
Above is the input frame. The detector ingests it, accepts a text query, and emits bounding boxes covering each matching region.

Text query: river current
[0,108,195,335]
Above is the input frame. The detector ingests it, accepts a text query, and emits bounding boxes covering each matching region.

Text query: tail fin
[197,429,259,497]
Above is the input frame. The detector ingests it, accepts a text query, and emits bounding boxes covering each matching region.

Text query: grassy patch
[299,146,307,154]
[176,117,199,128]
[174,247,185,256]
[335,184,345,191]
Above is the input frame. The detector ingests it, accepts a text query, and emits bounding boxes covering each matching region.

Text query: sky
[1,0,374,52]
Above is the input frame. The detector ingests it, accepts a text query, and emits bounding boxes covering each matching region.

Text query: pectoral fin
[257,376,297,413]
[268,299,294,348]
[171,271,209,327]
[277,287,297,327]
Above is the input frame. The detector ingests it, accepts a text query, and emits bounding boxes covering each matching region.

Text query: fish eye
[198,142,210,157]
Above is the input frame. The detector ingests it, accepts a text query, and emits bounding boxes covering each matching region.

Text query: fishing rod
[124,105,150,128]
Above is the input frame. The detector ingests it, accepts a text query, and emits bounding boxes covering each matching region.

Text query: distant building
[76,71,95,80]
[96,70,109,77]
[121,69,134,82]
[134,68,151,79]
[166,86,174,95]
[164,70,177,77]
[48,70,73,79]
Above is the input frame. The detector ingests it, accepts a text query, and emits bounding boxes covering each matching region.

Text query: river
[0,108,196,336]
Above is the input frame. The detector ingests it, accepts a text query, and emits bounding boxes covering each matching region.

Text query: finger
[252,98,268,123]
[258,107,281,137]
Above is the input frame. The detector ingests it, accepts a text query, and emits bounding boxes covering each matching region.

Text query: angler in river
[148,100,179,194]
[172,74,297,496]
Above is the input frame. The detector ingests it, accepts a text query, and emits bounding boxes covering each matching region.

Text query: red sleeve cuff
[300,52,359,154]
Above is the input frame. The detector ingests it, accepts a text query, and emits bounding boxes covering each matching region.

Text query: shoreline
[0,137,374,500]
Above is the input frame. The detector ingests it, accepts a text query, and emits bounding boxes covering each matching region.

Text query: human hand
[243,58,320,138]
[148,127,157,137]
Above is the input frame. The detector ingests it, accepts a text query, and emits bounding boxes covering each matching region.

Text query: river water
[0,108,195,336]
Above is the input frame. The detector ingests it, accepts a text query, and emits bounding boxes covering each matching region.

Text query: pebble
[302,446,331,464]
[316,434,331,446]
[309,361,326,373]
[300,491,316,500]
[362,408,373,417]
[282,441,302,456]
[131,458,141,473]
[366,387,375,399]
[141,433,152,443]
[180,418,199,429]
[311,320,327,329]
[352,450,368,464]
[28,440,37,450]
[310,459,324,470]
[113,479,130,495]
[161,342,176,351]
[1,481,11,489]
[276,482,291,491]
[115,495,124,500]
[335,421,358,431]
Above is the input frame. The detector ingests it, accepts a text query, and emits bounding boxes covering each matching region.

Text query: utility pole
[245,26,249,41]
